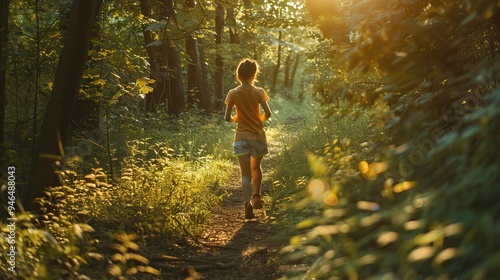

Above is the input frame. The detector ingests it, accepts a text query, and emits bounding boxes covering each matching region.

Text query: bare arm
[260,100,272,122]
[224,102,237,122]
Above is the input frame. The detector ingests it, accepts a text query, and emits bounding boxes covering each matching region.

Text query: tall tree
[283,51,300,99]
[27,0,103,210]
[226,4,240,44]
[142,0,184,114]
[73,10,102,133]
[162,0,185,115]
[214,0,224,112]
[290,53,300,88]
[271,28,282,91]
[185,0,210,112]
[166,40,185,114]
[142,0,165,112]
[0,0,8,157]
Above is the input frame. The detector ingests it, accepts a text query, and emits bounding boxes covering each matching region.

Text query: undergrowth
[262,98,380,272]
[274,1,500,278]
[1,109,234,279]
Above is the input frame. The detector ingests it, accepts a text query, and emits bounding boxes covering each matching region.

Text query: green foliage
[165,110,236,160]
[280,110,500,279]
[0,212,162,279]
[268,97,377,195]
[3,0,498,278]
[64,107,235,180]
[107,232,160,278]
[39,140,231,241]
[2,107,234,278]
[110,109,234,160]
[114,139,231,238]
[279,0,500,279]
[262,97,378,270]
[0,213,100,279]
[2,138,231,279]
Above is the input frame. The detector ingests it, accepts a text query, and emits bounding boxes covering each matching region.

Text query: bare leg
[238,154,256,219]
[250,155,264,208]
[237,154,252,204]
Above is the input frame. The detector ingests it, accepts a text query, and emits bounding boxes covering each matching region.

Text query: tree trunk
[142,0,164,113]
[290,53,300,88]
[284,52,291,87]
[291,53,302,101]
[214,0,224,112]
[283,52,293,99]
[0,0,8,158]
[73,10,102,133]
[167,40,184,114]
[27,0,102,211]
[186,37,210,112]
[163,0,184,114]
[198,38,210,110]
[283,52,301,99]
[271,29,282,91]
[143,0,184,114]
[149,38,171,112]
[226,5,240,44]
[186,0,210,112]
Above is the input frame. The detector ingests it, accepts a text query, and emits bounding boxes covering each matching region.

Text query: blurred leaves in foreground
[279,0,500,279]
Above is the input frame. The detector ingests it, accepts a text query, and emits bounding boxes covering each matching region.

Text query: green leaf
[145,22,167,31]
[461,124,481,139]
[90,78,106,86]
[136,77,155,87]
[146,40,164,48]
[108,91,123,105]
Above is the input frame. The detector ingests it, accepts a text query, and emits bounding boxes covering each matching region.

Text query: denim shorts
[233,139,268,157]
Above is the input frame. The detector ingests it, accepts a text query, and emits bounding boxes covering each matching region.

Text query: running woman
[224,59,272,219]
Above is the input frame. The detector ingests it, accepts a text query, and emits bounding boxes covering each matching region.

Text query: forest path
[158,130,284,280]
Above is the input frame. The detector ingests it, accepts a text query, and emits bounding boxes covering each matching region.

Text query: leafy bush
[2,110,234,278]
[38,139,231,243]
[268,98,376,200]
[0,213,161,279]
[280,98,500,278]
[0,213,103,279]
[263,98,379,271]
[65,108,235,179]
[1,141,231,279]
[279,0,500,279]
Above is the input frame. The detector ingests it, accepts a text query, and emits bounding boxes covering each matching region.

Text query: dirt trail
[191,172,279,279]
[154,170,279,280]
[146,128,287,279]
[155,141,283,280]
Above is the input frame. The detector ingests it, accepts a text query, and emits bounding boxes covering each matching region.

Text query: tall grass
[1,109,236,279]
[266,98,377,199]
[262,98,379,263]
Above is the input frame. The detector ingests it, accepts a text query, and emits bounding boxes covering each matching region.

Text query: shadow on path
[151,170,280,280]
[153,128,285,279]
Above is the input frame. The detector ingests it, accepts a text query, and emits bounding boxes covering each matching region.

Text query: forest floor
[153,134,287,280]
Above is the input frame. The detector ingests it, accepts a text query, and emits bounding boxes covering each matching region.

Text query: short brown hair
[237,59,259,81]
